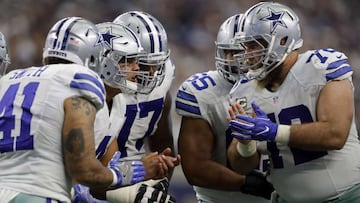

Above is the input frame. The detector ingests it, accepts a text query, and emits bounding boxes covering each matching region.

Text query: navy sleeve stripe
[326,66,352,81]
[175,101,201,115]
[327,59,348,70]
[70,81,105,105]
[74,73,105,94]
[176,90,198,103]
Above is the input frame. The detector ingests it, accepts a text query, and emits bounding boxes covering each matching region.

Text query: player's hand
[71,184,107,203]
[108,151,146,188]
[71,184,93,203]
[159,148,181,173]
[106,178,175,203]
[142,152,166,179]
[241,171,274,200]
[229,102,278,142]
[134,178,176,203]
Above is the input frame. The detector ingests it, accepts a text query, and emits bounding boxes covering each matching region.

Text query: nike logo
[257,126,270,136]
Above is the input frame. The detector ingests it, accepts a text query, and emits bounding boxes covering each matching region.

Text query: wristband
[109,168,120,187]
[275,125,291,145]
[106,184,138,203]
[236,141,257,157]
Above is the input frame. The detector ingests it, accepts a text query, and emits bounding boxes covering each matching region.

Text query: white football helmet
[42,17,103,71]
[0,32,10,76]
[215,14,244,84]
[96,22,146,94]
[113,11,170,93]
[234,2,303,80]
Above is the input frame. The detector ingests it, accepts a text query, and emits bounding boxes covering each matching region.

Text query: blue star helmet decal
[99,27,122,48]
[260,7,287,33]
[96,32,104,46]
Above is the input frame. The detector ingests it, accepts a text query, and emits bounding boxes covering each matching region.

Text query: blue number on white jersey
[267,105,327,168]
[0,82,39,152]
[187,72,216,90]
[117,98,164,158]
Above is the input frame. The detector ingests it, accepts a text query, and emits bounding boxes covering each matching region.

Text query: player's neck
[105,85,122,103]
[261,51,299,92]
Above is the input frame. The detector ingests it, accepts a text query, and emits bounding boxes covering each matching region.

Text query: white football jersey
[108,59,175,160]
[94,103,115,160]
[230,48,360,203]
[175,70,269,203]
[0,64,105,203]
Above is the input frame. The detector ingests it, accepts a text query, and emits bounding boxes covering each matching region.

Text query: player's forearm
[289,121,349,151]
[183,160,246,191]
[70,159,113,188]
[227,140,260,174]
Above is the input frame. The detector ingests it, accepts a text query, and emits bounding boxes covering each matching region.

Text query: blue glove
[108,151,146,188]
[229,102,278,141]
[72,184,107,203]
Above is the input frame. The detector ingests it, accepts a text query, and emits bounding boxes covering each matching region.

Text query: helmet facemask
[235,2,303,81]
[214,14,245,84]
[137,50,170,91]
[113,11,170,93]
[215,42,244,84]
[100,49,146,94]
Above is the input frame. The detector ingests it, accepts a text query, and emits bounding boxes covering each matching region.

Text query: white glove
[106,178,176,203]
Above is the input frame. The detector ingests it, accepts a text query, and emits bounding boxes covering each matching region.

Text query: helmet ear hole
[90,55,95,63]
[280,37,288,46]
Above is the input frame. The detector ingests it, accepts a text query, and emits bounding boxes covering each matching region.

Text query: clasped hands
[109,147,181,188]
[228,101,278,142]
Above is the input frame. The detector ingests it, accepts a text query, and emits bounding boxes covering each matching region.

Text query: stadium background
[1,0,359,202]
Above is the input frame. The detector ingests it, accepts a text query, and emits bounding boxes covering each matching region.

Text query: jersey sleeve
[316,48,352,82]
[66,66,106,111]
[175,78,203,118]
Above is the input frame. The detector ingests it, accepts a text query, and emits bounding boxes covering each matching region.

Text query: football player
[0,17,145,203]
[175,14,273,202]
[101,11,180,171]
[228,2,360,203]
[72,22,177,203]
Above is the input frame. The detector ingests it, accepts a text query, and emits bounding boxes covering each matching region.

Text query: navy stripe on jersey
[175,101,201,115]
[53,18,68,49]
[74,73,105,94]
[326,65,352,81]
[327,59,348,70]
[70,73,105,104]
[176,90,198,103]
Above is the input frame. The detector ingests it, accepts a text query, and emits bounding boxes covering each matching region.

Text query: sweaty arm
[289,79,354,150]
[179,116,245,190]
[63,96,113,189]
